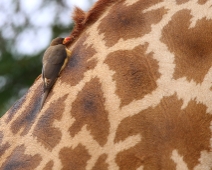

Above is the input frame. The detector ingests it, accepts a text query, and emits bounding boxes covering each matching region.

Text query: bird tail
[40,89,50,111]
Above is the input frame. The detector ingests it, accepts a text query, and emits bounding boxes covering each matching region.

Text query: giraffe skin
[0,0,212,169]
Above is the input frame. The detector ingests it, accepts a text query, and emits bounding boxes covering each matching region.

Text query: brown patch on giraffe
[33,94,68,151]
[0,132,10,157]
[92,154,108,170]
[98,0,166,47]
[63,33,97,86]
[10,84,43,136]
[105,44,160,107]
[1,145,41,170]
[43,160,53,170]
[115,94,212,169]
[198,0,208,4]
[0,143,10,158]
[69,78,109,146]
[176,0,189,4]
[161,10,212,83]
[59,144,90,170]
[6,93,26,122]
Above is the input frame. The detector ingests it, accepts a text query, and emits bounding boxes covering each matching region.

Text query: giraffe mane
[67,0,116,46]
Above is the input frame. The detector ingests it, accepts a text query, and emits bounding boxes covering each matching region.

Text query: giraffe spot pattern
[176,0,189,4]
[10,85,42,136]
[0,1,212,169]
[33,94,68,151]
[198,0,208,4]
[6,93,26,123]
[161,10,212,83]
[69,77,110,146]
[92,154,108,170]
[0,132,10,158]
[115,94,212,169]
[59,144,90,170]
[63,33,97,86]
[98,0,165,47]
[43,160,53,170]
[105,44,160,107]
[1,145,41,170]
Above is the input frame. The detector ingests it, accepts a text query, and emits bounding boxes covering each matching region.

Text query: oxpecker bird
[40,37,72,110]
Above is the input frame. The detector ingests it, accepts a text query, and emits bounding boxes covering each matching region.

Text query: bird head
[63,37,71,45]
[50,37,64,46]
[50,37,71,46]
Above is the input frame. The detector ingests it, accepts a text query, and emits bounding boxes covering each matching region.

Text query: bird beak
[63,37,71,44]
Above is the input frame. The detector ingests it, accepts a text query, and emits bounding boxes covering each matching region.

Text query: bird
[40,37,72,110]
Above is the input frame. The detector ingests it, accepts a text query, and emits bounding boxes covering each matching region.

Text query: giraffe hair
[67,0,117,46]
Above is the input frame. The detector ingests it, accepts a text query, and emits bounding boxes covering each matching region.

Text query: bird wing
[43,45,67,65]
[42,44,67,90]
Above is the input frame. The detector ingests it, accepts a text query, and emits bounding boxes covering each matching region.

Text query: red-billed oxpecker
[40,37,72,110]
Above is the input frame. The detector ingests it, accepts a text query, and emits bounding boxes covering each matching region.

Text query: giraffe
[0,0,212,169]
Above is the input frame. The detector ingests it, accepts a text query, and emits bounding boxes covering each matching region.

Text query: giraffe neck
[0,0,212,169]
